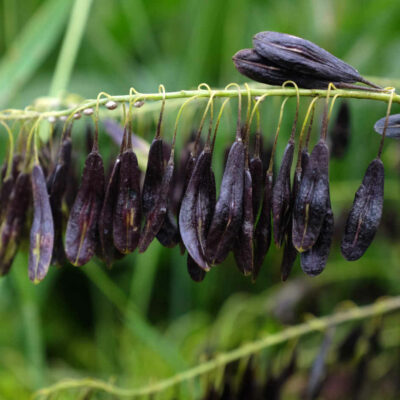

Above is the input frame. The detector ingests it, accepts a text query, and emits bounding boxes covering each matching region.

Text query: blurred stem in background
[49,0,93,97]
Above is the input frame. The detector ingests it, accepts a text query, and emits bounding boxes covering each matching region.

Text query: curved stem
[34,295,400,399]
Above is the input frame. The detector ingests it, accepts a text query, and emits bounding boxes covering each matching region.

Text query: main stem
[35,295,400,399]
[1,86,399,121]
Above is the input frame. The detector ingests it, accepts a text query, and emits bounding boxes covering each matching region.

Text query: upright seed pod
[206,95,245,266]
[252,32,380,88]
[65,124,105,266]
[292,96,331,253]
[29,163,54,282]
[47,126,72,265]
[113,121,142,254]
[139,94,176,252]
[330,101,350,159]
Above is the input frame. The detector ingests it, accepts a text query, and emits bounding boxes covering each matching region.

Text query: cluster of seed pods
[0,81,395,283]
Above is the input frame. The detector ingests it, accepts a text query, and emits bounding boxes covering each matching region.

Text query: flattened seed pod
[249,153,263,218]
[179,149,215,270]
[374,114,400,139]
[98,157,123,266]
[139,142,175,252]
[253,170,273,279]
[187,254,206,282]
[29,164,54,282]
[65,151,105,266]
[330,102,350,159]
[233,167,254,276]
[253,31,378,87]
[280,227,298,282]
[206,140,245,265]
[48,135,72,265]
[272,140,294,247]
[301,203,334,276]
[341,158,384,261]
[0,172,31,276]
[292,139,330,252]
[156,210,180,248]
[232,48,333,89]
[113,147,141,254]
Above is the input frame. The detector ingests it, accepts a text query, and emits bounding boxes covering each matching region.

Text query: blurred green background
[1,0,400,399]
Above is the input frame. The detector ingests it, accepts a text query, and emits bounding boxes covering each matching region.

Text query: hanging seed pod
[187,254,206,282]
[374,113,400,139]
[0,172,31,276]
[98,157,123,266]
[233,166,254,275]
[341,158,384,261]
[232,49,333,89]
[292,139,330,252]
[156,210,180,248]
[301,201,334,276]
[272,139,294,247]
[252,31,380,88]
[113,126,141,254]
[65,134,105,266]
[47,129,72,265]
[180,149,215,270]
[330,102,350,159]
[206,139,245,265]
[280,226,298,282]
[0,154,21,224]
[249,132,263,218]
[29,164,54,282]
[139,97,175,252]
[253,170,273,279]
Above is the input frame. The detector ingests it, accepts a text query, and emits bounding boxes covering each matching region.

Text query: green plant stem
[1,86,399,121]
[34,295,400,399]
[49,0,93,97]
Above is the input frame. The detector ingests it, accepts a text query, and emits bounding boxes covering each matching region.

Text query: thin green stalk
[49,0,93,97]
[1,86,399,121]
[34,295,400,399]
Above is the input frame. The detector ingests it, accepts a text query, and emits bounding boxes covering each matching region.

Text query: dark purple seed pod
[301,204,334,276]
[139,137,175,252]
[249,153,263,218]
[156,210,180,248]
[280,227,298,282]
[0,178,14,224]
[113,148,141,254]
[0,172,31,276]
[374,113,400,139]
[98,157,123,266]
[272,140,294,247]
[29,164,54,283]
[187,254,207,282]
[47,135,72,265]
[330,102,350,159]
[341,158,384,261]
[232,48,334,89]
[233,166,254,276]
[179,149,215,270]
[206,140,245,265]
[65,150,105,266]
[252,31,379,88]
[253,170,273,279]
[292,139,330,252]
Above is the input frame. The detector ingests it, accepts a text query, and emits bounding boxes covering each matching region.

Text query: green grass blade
[0,0,72,107]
